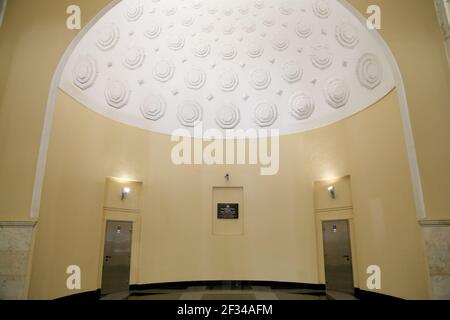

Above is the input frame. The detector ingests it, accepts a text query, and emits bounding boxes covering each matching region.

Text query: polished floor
[101,286,357,301]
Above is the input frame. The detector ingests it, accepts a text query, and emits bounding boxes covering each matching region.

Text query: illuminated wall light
[328,185,336,199]
[121,187,131,200]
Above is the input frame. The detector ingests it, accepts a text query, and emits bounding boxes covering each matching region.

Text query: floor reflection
[101,286,358,300]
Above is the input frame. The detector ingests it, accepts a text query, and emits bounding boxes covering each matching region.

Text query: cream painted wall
[0,0,110,220]
[347,0,450,219]
[0,1,448,220]
[28,88,429,299]
[0,0,446,300]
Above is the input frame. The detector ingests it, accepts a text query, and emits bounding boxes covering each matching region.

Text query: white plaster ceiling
[60,0,395,137]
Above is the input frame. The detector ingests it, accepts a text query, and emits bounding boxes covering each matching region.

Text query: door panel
[101,221,133,295]
[322,220,354,294]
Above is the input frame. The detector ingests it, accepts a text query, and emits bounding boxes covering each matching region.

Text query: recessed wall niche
[212,187,244,236]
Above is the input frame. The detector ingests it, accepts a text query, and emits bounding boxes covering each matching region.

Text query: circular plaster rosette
[192,39,211,58]
[311,45,333,70]
[201,22,215,33]
[250,69,271,90]
[140,94,166,121]
[313,0,332,19]
[324,78,351,108]
[207,4,218,14]
[180,14,196,27]
[144,23,162,39]
[167,34,185,51]
[279,1,294,16]
[357,53,383,89]
[218,71,239,92]
[124,2,144,22]
[263,15,276,27]
[222,23,235,36]
[223,7,234,16]
[289,92,315,120]
[295,22,313,39]
[238,5,250,15]
[123,47,146,70]
[105,80,130,109]
[190,0,202,10]
[72,55,98,90]
[254,102,278,127]
[282,61,303,83]
[242,20,257,33]
[153,60,175,82]
[254,0,265,10]
[216,104,241,129]
[272,34,290,51]
[162,3,178,16]
[96,24,120,51]
[336,22,360,49]
[177,101,203,127]
[220,44,238,60]
[247,41,264,58]
[185,68,207,90]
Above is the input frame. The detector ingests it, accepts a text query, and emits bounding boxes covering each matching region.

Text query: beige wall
[0,0,448,222]
[348,0,450,219]
[28,89,430,299]
[0,0,111,220]
[0,0,448,300]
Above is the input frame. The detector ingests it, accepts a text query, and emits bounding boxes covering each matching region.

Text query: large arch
[30,0,425,220]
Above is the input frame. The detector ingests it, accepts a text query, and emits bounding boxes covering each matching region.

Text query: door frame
[97,210,141,291]
[315,210,359,290]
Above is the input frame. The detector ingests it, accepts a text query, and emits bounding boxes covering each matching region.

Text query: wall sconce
[121,187,131,200]
[328,185,336,199]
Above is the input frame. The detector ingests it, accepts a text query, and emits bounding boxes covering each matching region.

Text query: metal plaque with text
[217,203,239,220]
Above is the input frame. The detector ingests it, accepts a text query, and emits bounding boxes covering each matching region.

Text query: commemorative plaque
[217,203,239,220]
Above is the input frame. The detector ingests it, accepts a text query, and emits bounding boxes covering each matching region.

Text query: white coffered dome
[60,0,395,137]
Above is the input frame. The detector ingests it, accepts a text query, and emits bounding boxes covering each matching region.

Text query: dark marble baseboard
[55,289,101,301]
[354,288,404,300]
[129,280,326,291]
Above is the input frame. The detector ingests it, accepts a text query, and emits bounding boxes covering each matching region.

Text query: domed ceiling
[60,0,395,137]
